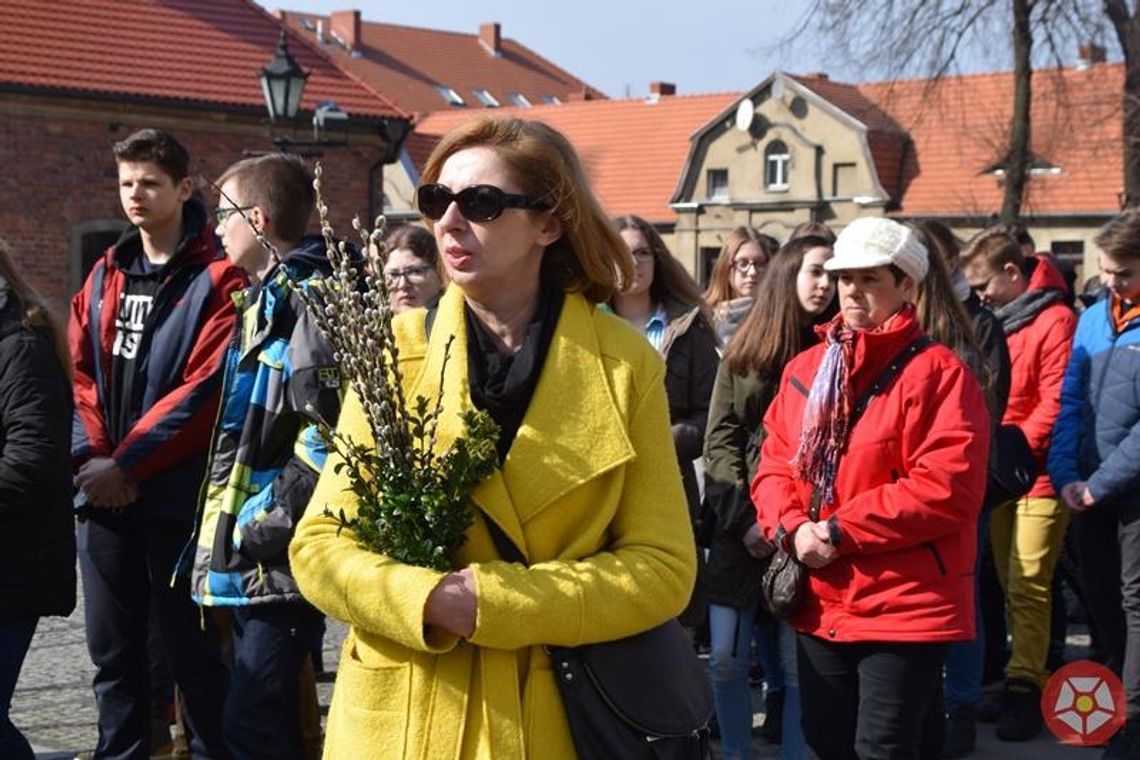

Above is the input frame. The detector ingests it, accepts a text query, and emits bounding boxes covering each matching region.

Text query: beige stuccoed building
[670,63,1124,285]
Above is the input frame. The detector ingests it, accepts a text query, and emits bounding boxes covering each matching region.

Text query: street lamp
[260,30,308,123]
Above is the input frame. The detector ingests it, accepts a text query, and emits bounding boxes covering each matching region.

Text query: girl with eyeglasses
[609,215,719,631]
[290,118,699,759]
[379,224,445,313]
[705,227,776,345]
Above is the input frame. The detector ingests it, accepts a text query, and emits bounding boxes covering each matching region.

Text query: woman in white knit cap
[752,217,992,758]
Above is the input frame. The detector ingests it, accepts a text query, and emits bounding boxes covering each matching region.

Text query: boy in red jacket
[962,228,1077,741]
[70,129,245,759]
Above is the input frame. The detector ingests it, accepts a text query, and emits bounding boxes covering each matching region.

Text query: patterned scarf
[792,320,856,507]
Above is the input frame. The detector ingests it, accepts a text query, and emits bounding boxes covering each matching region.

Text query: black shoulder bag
[761,335,933,618]
[482,518,714,760]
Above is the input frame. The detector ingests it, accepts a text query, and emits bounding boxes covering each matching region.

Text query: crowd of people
[2,119,1140,760]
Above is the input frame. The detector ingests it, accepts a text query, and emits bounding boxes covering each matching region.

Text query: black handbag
[985,423,1038,508]
[482,517,713,759]
[761,335,933,619]
[761,546,807,619]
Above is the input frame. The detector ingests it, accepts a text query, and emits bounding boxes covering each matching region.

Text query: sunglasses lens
[417,185,452,220]
[458,186,503,222]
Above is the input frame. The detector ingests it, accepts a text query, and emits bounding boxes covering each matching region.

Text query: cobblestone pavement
[16,575,1098,758]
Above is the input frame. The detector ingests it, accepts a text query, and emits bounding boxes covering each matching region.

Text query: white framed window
[472,89,500,107]
[540,95,562,105]
[435,85,465,106]
[706,169,729,200]
[765,140,790,191]
[507,92,532,107]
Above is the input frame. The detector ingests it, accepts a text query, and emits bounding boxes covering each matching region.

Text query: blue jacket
[1049,296,1140,503]
[189,236,341,606]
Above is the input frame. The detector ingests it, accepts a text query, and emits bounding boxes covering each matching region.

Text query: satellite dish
[771,77,786,100]
[735,98,755,132]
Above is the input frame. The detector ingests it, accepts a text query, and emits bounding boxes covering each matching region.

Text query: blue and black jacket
[1049,294,1140,503]
[189,236,342,606]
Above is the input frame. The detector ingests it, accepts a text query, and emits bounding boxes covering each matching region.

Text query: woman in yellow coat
[289,117,697,759]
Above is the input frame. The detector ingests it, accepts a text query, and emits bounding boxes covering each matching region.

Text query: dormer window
[507,92,532,107]
[706,169,729,201]
[540,95,562,105]
[472,89,500,107]
[765,141,790,191]
[435,85,465,106]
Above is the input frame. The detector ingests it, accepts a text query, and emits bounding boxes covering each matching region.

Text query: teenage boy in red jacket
[962,228,1077,742]
[70,129,245,759]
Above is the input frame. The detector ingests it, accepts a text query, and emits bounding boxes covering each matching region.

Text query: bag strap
[484,513,528,565]
[849,334,933,427]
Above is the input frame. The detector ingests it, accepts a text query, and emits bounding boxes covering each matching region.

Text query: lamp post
[260,30,308,123]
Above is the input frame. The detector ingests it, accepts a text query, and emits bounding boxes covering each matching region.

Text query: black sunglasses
[417,183,549,222]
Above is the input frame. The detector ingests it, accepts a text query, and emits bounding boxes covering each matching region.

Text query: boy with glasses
[1050,209,1140,758]
[70,128,243,759]
[960,228,1077,742]
[200,153,341,758]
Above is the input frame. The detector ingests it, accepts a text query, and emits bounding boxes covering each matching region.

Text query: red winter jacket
[1000,257,1077,498]
[752,306,990,643]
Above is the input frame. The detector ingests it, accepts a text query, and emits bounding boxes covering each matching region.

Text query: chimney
[330,10,361,54]
[566,86,597,102]
[1077,42,1107,68]
[479,22,501,56]
[649,81,676,97]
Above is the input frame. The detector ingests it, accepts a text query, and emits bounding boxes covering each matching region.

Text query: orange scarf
[1112,292,1140,333]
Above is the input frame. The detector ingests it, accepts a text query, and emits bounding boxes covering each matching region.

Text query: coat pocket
[328,639,413,758]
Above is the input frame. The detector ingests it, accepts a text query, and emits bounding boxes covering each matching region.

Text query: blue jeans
[944,514,987,709]
[223,602,324,760]
[0,618,37,760]
[709,603,757,760]
[778,621,807,760]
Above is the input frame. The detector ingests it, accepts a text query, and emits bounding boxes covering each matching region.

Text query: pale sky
[256,1,1108,99]
[256,1,827,99]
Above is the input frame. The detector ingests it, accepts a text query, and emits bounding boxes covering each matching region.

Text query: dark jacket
[701,365,779,608]
[0,279,76,619]
[1049,296,1140,504]
[659,300,718,517]
[190,238,341,606]
[69,200,246,521]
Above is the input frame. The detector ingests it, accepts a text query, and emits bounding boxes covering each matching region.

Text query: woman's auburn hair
[723,236,834,378]
[703,226,773,308]
[420,117,631,303]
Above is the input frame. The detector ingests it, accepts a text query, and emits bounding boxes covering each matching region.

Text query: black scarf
[466,280,564,462]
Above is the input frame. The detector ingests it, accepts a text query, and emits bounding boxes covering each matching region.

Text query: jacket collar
[409,285,635,559]
[816,304,924,400]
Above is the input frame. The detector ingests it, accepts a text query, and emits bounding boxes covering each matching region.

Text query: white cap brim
[823,251,895,272]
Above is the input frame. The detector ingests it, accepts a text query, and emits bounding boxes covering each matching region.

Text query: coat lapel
[408,288,635,562]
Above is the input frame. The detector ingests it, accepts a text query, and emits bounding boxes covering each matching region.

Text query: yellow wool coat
[290,286,697,759]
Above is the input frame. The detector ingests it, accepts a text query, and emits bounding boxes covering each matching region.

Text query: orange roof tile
[414,93,738,222]
[280,13,604,117]
[856,65,1122,217]
[0,0,403,118]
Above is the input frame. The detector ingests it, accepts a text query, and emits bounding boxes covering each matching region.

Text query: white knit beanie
[825,217,929,284]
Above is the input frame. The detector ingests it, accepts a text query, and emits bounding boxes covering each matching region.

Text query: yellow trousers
[990,496,1070,687]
